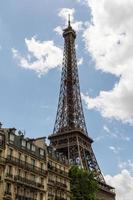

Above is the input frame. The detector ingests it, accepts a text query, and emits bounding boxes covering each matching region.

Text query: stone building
[0,125,47,200]
[0,124,71,200]
[47,146,70,200]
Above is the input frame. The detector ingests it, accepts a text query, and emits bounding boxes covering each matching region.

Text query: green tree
[69,165,100,200]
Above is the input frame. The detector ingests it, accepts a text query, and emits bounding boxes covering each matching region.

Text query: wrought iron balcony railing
[0,156,6,165]
[48,192,67,200]
[14,175,44,190]
[5,173,13,179]
[3,191,12,199]
[0,136,5,149]
[15,194,37,200]
[56,181,67,189]
[48,192,54,197]
[48,179,67,189]
[55,196,66,200]
[6,155,47,176]
[48,164,68,177]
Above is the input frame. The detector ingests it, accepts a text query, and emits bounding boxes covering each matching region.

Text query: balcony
[14,175,44,190]
[0,138,5,149]
[56,181,67,189]
[48,179,67,189]
[6,156,47,176]
[48,192,54,197]
[15,194,37,200]
[0,156,6,165]
[48,193,66,200]
[48,179,55,186]
[48,164,68,177]
[5,173,13,180]
[3,191,12,200]
[55,197,66,200]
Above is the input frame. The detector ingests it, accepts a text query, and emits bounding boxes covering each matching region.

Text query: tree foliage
[69,166,100,200]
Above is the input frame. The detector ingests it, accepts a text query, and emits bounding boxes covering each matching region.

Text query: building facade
[0,126,47,200]
[47,146,70,200]
[0,124,71,200]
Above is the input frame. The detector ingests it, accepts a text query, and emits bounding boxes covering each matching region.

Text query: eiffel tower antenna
[68,14,71,26]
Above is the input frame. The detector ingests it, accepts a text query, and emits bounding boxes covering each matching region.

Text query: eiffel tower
[48,19,115,200]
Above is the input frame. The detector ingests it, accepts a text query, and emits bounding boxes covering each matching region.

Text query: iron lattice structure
[49,22,106,183]
[53,23,87,135]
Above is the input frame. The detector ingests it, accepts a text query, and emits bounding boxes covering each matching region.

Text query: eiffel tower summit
[48,18,116,200]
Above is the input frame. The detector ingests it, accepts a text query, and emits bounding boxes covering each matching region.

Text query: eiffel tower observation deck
[48,18,115,200]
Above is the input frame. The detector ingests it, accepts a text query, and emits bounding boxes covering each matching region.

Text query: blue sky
[0,1,133,199]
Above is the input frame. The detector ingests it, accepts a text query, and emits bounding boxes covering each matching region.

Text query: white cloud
[54,26,62,35]
[54,8,84,35]
[12,37,63,76]
[103,125,117,138]
[93,124,111,141]
[103,125,110,134]
[82,0,133,125]
[105,170,133,200]
[120,135,130,142]
[109,146,122,154]
[77,57,83,65]
[119,160,133,172]
[96,124,131,142]
[58,8,75,24]
[94,124,130,142]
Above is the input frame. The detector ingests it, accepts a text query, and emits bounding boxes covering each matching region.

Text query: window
[7,165,12,175]
[0,134,4,147]
[30,191,34,198]
[40,193,43,200]
[18,153,21,160]
[8,148,13,157]
[41,177,43,185]
[6,183,11,193]
[22,139,26,147]
[25,155,27,163]
[61,192,64,198]
[31,158,35,166]
[40,149,44,156]
[0,135,2,145]
[40,163,43,170]
[9,133,14,142]
[18,169,21,176]
[31,145,35,152]
[31,174,35,181]
[17,186,20,194]
[24,171,27,178]
[27,142,30,150]
[24,188,26,196]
